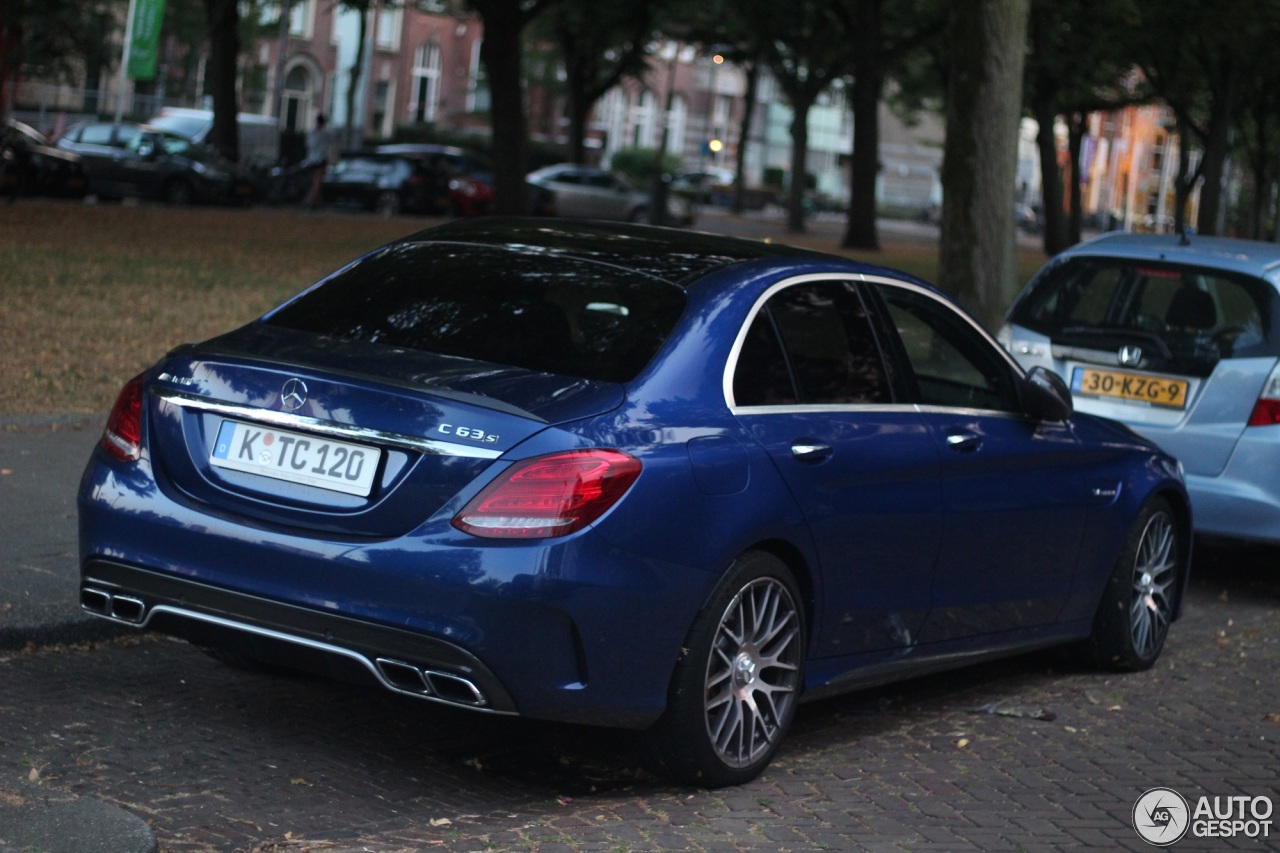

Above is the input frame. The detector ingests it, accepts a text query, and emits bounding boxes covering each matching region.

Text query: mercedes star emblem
[280,378,308,411]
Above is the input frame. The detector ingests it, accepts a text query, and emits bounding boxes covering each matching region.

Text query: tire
[375,190,401,217]
[163,179,194,205]
[629,206,649,223]
[1087,496,1182,672]
[644,550,806,787]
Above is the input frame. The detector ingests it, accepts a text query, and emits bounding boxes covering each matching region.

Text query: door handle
[945,432,981,453]
[790,442,832,462]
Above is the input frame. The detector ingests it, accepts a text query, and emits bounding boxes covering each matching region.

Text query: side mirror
[1023,365,1073,422]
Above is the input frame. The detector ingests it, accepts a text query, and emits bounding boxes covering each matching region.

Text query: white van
[148,107,280,169]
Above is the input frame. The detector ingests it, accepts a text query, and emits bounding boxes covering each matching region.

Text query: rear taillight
[452,449,641,539]
[101,374,145,462]
[1247,366,1280,427]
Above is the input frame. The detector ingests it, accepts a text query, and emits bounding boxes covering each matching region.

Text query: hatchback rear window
[1009,257,1278,363]
[264,242,687,383]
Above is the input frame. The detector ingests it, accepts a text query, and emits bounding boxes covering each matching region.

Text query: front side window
[732,281,893,407]
[878,285,1021,413]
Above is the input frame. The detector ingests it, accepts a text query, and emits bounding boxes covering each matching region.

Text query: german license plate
[1070,367,1190,409]
[210,419,380,496]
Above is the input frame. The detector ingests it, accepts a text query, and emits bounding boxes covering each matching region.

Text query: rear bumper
[81,559,519,713]
[79,450,708,729]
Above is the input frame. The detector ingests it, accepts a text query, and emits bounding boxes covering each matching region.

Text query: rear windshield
[1009,256,1278,365]
[264,242,687,383]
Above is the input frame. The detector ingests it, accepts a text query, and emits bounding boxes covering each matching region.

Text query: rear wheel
[163,179,193,205]
[645,550,805,787]
[1088,496,1182,671]
[375,190,401,217]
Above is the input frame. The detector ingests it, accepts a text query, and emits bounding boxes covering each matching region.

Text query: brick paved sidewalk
[1,542,1277,852]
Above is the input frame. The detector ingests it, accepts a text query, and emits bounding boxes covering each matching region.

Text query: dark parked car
[375,143,555,217]
[1,118,88,199]
[56,121,254,204]
[80,219,1189,787]
[321,150,451,216]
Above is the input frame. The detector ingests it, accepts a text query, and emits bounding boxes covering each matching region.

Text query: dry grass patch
[2,201,425,417]
[2,200,1047,419]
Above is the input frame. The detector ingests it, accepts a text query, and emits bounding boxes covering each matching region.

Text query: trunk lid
[145,323,624,537]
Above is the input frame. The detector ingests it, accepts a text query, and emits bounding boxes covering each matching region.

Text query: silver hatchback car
[1000,232,1280,545]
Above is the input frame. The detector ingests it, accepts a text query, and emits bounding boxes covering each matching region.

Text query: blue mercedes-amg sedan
[79,218,1190,787]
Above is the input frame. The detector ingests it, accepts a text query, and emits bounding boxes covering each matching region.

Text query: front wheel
[1088,496,1183,671]
[645,550,806,787]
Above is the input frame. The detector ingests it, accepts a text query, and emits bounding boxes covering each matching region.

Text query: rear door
[870,279,1089,641]
[729,277,942,657]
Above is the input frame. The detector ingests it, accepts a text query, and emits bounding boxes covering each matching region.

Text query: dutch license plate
[1070,367,1190,409]
[210,419,380,496]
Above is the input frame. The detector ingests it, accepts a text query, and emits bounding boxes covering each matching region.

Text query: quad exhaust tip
[375,657,488,708]
[81,584,492,712]
[81,586,147,624]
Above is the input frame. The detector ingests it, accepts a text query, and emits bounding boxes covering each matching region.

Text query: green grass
[0,199,1048,418]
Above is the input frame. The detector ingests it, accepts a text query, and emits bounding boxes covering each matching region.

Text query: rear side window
[1010,257,1276,360]
[732,281,894,406]
[265,243,686,383]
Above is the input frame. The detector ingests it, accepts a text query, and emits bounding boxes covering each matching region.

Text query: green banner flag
[127,0,167,81]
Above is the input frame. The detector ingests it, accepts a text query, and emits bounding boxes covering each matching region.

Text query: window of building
[411,41,441,124]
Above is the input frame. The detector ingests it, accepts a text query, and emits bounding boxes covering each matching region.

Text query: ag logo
[1133,787,1190,846]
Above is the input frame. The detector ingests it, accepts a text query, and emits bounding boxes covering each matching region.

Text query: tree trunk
[1067,113,1085,245]
[938,0,1030,329]
[1032,97,1068,256]
[732,59,759,216]
[344,3,370,149]
[786,96,812,233]
[204,0,240,161]
[842,0,882,251]
[1194,65,1238,236]
[564,51,589,164]
[1173,114,1195,237]
[474,0,529,215]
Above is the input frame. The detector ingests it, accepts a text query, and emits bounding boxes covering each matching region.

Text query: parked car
[375,142,494,216]
[670,167,735,206]
[1000,231,1280,545]
[1,118,89,200]
[320,150,452,215]
[79,219,1189,788]
[56,121,254,204]
[147,106,281,171]
[527,163,691,223]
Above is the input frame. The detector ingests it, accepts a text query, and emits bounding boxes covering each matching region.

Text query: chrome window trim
[724,272,1030,418]
[154,387,504,460]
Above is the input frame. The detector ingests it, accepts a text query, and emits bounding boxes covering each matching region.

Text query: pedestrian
[305,113,333,210]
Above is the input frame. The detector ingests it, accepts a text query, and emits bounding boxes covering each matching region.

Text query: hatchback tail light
[1247,365,1280,427]
[452,449,641,539]
[101,373,146,462]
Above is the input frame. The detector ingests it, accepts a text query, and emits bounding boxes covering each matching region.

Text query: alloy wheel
[703,576,802,769]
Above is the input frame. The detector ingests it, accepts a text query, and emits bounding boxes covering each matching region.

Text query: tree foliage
[532,0,658,164]
[1024,0,1143,253]
[0,0,124,116]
